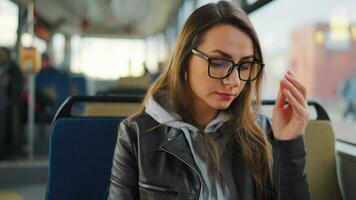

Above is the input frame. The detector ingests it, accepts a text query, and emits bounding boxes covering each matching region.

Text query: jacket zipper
[160,146,202,200]
[139,182,178,195]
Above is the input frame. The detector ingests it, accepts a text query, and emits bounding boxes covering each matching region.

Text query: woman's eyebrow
[210,49,254,60]
[240,55,254,61]
[211,49,232,58]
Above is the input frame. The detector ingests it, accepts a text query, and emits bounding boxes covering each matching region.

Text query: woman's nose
[222,67,241,86]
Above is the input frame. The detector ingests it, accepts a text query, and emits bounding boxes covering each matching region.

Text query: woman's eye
[211,60,230,68]
[240,62,252,70]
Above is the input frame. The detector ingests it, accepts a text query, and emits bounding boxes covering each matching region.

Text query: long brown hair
[143,1,272,199]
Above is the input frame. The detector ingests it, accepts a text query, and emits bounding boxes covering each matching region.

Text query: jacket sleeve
[272,135,310,200]
[108,120,139,200]
[258,115,310,200]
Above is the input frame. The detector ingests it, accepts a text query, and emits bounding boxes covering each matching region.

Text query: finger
[284,89,307,116]
[287,70,296,77]
[282,78,307,108]
[275,80,287,108]
[285,73,307,98]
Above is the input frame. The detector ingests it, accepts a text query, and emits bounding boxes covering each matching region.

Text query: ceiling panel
[13,0,182,38]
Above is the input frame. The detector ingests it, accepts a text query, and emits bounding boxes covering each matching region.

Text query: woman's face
[187,23,254,115]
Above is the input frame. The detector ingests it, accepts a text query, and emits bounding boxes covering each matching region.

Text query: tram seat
[117,75,149,89]
[47,117,121,200]
[84,102,141,117]
[47,98,342,200]
[305,120,342,200]
[93,75,149,96]
[96,87,147,96]
[46,95,142,200]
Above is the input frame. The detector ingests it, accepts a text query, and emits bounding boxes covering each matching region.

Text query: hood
[144,91,230,133]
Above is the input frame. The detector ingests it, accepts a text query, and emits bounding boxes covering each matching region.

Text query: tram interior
[1,0,356,199]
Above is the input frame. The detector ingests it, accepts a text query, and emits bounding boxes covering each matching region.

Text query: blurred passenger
[35,53,57,122]
[149,61,164,83]
[109,1,310,200]
[35,53,70,123]
[340,74,356,121]
[0,47,24,159]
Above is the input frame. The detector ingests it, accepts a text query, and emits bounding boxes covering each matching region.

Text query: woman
[109,1,310,199]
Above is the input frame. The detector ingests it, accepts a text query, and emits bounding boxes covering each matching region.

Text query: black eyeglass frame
[191,49,265,81]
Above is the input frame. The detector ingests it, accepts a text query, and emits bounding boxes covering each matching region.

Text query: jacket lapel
[159,129,201,175]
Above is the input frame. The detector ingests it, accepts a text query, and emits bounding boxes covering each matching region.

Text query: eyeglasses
[191,49,264,81]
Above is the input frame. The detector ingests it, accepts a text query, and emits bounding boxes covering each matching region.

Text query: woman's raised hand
[272,70,310,140]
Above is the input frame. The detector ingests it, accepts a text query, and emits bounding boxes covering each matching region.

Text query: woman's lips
[215,92,235,100]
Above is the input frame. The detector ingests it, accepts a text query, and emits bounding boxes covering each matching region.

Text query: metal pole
[62,34,71,70]
[15,5,24,63]
[27,0,35,160]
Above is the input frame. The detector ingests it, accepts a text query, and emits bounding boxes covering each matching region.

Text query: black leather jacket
[108,113,310,200]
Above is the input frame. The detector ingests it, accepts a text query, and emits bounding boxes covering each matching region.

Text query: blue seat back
[70,75,87,96]
[47,117,123,200]
[47,95,142,200]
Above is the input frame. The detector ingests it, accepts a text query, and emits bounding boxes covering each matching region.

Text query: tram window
[0,0,18,46]
[70,38,147,80]
[249,0,356,145]
[21,33,47,53]
[52,33,65,67]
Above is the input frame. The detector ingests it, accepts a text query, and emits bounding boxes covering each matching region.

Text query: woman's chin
[210,102,232,110]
